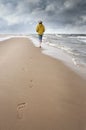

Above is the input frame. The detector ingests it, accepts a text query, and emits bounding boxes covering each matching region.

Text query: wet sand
[0,37,86,130]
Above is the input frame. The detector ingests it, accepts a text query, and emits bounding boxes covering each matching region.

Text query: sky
[0,0,86,34]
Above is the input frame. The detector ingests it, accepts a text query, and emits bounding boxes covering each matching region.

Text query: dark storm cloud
[0,0,86,33]
[61,0,86,23]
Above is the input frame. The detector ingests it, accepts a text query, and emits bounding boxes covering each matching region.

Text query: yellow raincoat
[36,23,45,35]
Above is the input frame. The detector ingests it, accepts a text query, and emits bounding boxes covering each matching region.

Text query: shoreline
[0,34,86,79]
[28,35,86,80]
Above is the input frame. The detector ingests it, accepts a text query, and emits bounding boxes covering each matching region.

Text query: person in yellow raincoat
[36,21,45,48]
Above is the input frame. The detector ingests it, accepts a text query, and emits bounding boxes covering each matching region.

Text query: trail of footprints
[17,57,34,119]
[17,78,33,120]
[29,57,34,88]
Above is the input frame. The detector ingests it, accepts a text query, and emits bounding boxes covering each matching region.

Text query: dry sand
[0,37,86,130]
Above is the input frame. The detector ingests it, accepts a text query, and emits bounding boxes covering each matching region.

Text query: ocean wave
[29,34,86,79]
[78,39,86,43]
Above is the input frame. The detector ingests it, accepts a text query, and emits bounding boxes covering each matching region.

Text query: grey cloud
[42,0,86,28]
[0,0,86,33]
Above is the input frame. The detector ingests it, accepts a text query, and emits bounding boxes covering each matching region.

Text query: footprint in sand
[17,102,26,119]
[29,79,33,88]
[30,57,32,59]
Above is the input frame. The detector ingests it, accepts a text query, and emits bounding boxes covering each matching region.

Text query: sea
[28,34,86,79]
[0,34,86,79]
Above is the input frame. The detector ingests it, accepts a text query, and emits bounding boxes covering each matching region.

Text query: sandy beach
[0,37,86,130]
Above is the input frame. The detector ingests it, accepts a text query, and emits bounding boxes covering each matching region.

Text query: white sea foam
[77,36,86,39]
[0,37,12,41]
[79,39,86,43]
[72,58,78,66]
[0,35,30,42]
